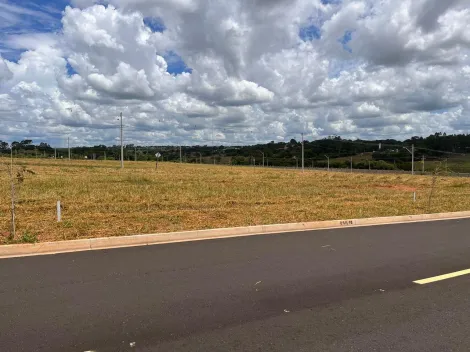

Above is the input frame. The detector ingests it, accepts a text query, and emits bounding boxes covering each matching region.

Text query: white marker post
[57,200,61,222]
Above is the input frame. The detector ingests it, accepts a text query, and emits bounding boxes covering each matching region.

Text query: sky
[0,0,469,147]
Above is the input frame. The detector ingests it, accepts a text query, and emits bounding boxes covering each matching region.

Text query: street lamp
[116,112,124,169]
[403,144,415,175]
[256,150,265,167]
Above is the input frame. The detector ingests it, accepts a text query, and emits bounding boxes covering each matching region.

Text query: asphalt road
[1,219,470,352]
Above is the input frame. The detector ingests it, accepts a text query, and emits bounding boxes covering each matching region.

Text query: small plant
[16,166,36,184]
[62,220,73,228]
[19,231,38,244]
[5,159,36,241]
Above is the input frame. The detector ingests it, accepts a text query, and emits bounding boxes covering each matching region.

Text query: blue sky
[299,25,321,41]
[0,0,68,61]
[1,0,68,33]
[142,17,192,75]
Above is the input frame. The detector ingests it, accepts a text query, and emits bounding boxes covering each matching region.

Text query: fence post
[57,201,61,222]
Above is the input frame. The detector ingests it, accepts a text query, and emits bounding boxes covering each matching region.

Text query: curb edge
[1,211,470,259]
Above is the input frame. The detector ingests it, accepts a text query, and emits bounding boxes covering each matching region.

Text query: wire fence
[2,138,470,177]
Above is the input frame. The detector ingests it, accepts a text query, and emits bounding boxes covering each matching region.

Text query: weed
[19,231,38,244]
[62,220,73,228]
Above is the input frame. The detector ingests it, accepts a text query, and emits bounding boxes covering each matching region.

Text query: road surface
[1,219,470,351]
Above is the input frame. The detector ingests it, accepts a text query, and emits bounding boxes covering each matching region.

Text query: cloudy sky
[0,0,469,147]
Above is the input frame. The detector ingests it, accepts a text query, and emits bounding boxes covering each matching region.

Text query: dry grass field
[1,158,470,244]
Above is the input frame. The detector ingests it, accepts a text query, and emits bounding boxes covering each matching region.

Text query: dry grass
[1,158,470,243]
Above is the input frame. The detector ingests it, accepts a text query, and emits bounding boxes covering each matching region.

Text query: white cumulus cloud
[0,0,469,146]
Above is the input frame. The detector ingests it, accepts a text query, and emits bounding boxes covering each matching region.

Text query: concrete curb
[1,211,470,259]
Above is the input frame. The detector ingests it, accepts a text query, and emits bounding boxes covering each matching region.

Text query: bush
[373,160,396,170]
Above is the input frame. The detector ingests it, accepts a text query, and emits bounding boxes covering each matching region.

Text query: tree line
[1,132,469,171]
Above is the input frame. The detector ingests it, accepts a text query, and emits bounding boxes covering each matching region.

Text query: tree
[38,142,52,151]
[20,140,34,150]
[20,139,33,146]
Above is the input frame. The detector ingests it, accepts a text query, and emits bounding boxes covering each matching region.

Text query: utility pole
[325,155,330,172]
[55,148,57,160]
[350,157,353,173]
[120,112,124,169]
[301,133,304,173]
[68,137,70,161]
[422,155,425,174]
[212,119,215,165]
[403,144,415,175]
[134,147,137,162]
[257,151,265,167]
[180,145,182,163]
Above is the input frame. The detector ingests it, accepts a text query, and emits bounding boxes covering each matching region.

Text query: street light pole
[120,112,124,169]
[68,137,70,161]
[301,133,304,173]
[404,144,415,175]
[180,145,182,163]
[211,119,215,165]
[257,151,265,167]
[325,155,330,172]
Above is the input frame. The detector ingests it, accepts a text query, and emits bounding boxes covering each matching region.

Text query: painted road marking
[413,269,470,285]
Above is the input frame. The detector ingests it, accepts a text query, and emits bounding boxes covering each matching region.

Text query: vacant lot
[1,158,470,243]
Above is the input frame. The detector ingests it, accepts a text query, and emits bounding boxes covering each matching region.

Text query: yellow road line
[414,269,470,285]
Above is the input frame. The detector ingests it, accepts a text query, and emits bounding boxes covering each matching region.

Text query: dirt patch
[374,184,417,192]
